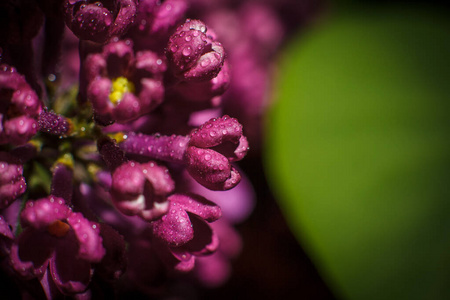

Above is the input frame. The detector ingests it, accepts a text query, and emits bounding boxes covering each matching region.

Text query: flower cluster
[0,0,316,298]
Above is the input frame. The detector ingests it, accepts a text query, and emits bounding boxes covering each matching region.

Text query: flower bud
[64,0,138,43]
[166,19,225,82]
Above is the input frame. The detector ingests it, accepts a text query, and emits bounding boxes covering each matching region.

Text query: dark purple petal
[9,228,54,279]
[51,163,74,203]
[66,212,105,263]
[21,197,71,229]
[174,59,230,103]
[102,39,135,78]
[50,234,92,294]
[0,0,44,44]
[182,213,219,256]
[0,215,13,240]
[97,136,127,171]
[96,223,127,281]
[0,151,26,209]
[0,215,13,256]
[136,78,164,112]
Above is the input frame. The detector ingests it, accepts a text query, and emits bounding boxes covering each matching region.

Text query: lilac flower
[185,115,249,190]
[166,19,225,82]
[9,196,105,294]
[110,160,174,221]
[84,39,166,123]
[64,0,138,43]
[151,193,221,271]
[118,115,249,190]
[0,152,26,209]
[0,64,42,145]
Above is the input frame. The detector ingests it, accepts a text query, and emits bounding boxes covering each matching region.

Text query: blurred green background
[265,2,450,300]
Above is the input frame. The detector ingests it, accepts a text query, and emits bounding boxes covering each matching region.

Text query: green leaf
[265,5,450,300]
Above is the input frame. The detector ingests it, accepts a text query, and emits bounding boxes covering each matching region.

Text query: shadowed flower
[130,0,188,51]
[0,152,26,209]
[0,64,42,145]
[9,196,105,295]
[64,0,138,43]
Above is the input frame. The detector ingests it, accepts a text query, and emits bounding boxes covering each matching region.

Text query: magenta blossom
[110,160,175,221]
[9,196,105,295]
[85,39,166,123]
[118,115,249,191]
[151,193,221,272]
[0,64,42,145]
[64,0,138,43]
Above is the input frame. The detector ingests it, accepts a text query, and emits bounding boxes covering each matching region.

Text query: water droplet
[200,59,211,68]
[182,47,192,56]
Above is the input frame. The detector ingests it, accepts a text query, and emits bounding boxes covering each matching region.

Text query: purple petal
[151,200,194,246]
[182,213,219,256]
[21,197,71,229]
[95,224,127,281]
[188,115,243,149]
[88,77,113,117]
[169,247,195,272]
[169,193,221,222]
[9,228,54,279]
[0,215,13,240]
[50,234,92,294]
[195,253,230,288]
[186,169,255,224]
[3,116,38,145]
[112,92,142,122]
[185,146,241,191]
[66,212,105,263]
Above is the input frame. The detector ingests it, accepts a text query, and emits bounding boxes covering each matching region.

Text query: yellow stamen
[55,153,74,169]
[47,220,70,238]
[109,77,135,105]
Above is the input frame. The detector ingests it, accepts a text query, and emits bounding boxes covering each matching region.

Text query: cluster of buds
[0,0,311,297]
